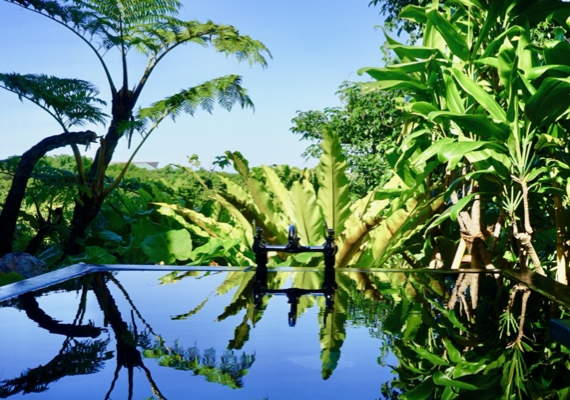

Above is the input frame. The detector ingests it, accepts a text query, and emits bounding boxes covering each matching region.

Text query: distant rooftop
[110,162,159,170]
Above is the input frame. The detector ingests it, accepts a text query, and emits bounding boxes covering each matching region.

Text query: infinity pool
[1,267,569,399]
[0,269,396,399]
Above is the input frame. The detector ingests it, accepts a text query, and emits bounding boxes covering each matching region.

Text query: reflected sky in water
[0,270,395,400]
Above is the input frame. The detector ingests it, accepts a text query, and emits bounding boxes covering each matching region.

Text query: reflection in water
[2,268,570,399]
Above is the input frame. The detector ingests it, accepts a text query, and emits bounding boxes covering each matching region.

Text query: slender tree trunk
[65,91,135,255]
[554,193,567,284]
[0,131,97,257]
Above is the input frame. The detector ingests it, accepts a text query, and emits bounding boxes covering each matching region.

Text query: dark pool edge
[0,264,505,302]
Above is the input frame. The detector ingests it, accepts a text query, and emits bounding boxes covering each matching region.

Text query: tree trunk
[65,91,135,255]
[0,131,97,257]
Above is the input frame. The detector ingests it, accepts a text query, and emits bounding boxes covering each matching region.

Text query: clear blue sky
[0,0,391,169]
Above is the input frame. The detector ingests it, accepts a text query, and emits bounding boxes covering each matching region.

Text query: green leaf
[426,9,470,61]
[401,377,435,400]
[535,133,565,150]
[433,371,478,390]
[498,38,517,94]
[429,112,509,141]
[444,338,461,364]
[448,309,469,332]
[262,166,293,219]
[526,77,570,127]
[0,272,24,287]
[68,246,118,265]
[290,180,324,245]
[543,39,570,67]
[226,151,249,180]
[361,79,429,93]
[449,68,506,122]
[450,193,478,221]
[443,72,465,114]
[452,360,488,379]
[400,5,428,25]
[317,128,351,234]
[410,101,439,117]
[142,229,192,264]
[526,64,570,80]
[438,141,505,162]
[412,346,450,366]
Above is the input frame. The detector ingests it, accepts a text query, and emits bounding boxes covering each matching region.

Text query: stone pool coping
[0,264,504,302]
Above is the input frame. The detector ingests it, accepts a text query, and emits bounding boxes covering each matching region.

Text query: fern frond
[137,75,253,124]
[0,73,107,130]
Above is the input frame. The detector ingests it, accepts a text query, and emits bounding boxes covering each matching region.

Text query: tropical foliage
[291,81,403,197]
[0,0,270,256]
[359,0,570,284]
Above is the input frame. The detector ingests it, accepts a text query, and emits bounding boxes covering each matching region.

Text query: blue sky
[0,0,390,169]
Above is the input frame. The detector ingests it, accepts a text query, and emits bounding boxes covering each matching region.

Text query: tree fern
[0,73,107,130]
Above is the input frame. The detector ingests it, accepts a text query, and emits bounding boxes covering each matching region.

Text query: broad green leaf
[444,338,461,364]
[433,371,478,390]
[543,39,570,67]
[452,359,488,378]
[68,246,118,265]
[449,68,506,121]
[474,57,499,69]
[361,79,429,94]
[450,193,479,221]
[411,138,456,167]
[387,45,445,60]
[429,112,509,141]
[412,345,450,366]
[358,67,419,82]
[400,5,428,25]
[410,101,438,117]
[498,38,516,94]
[526,64,570,80]
[386,60,429,73]
[246,175,284,235]
[481,26,522,59]
[401,377,435,400]
[98,229,123,243]
[290,180,324,245]
[448,309,469,332]
[262,166,293,218]
[443,72,465,114]
[0,272,24,287]
[426,9,470,61]
[317,128,351,235]
[526,77,570,127]
[226,151,249,180]
[535,133,565,150]
[142,229,192,264]
[438,141,505,162]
